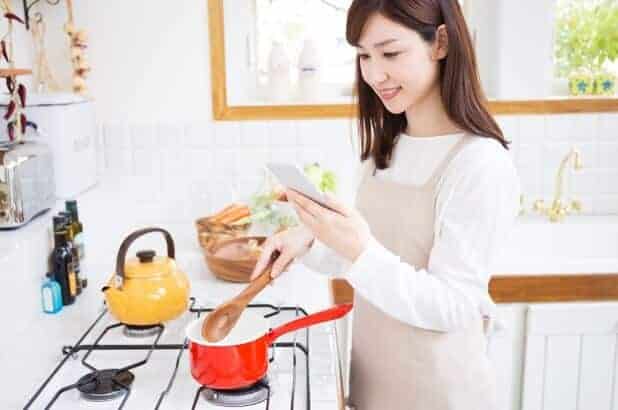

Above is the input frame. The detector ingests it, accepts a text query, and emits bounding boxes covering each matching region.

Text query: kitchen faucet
[532,147,583,222]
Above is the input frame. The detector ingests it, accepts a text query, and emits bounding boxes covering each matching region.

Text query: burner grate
[77,368,135,402]
[123,324,162,338]
[201,377,271,407]
[24,310,167,410]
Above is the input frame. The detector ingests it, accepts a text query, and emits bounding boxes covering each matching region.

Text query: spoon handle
[236,250,280,306]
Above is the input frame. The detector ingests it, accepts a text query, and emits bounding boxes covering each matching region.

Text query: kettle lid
[124,249,175,278]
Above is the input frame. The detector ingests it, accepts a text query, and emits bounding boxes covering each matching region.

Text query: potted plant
[555,0,618,96]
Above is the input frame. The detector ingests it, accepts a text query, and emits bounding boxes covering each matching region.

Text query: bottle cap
[66,200,79,219]
[52,216,66,232]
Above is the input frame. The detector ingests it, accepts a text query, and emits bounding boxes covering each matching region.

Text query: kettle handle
[114,227,175,288]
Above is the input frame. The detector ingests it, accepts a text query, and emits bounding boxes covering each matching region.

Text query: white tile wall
[95,113,618,225]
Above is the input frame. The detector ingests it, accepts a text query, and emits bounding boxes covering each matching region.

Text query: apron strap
[421,134,473,189]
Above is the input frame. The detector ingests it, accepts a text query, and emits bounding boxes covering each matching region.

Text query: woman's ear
[432,24,449,60]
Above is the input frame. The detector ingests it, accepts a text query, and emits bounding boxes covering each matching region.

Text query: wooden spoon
[201,250,280,342]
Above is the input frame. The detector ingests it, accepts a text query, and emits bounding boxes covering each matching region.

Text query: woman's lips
[378,87,402,101]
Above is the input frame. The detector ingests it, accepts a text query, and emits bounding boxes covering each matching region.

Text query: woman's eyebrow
[357,38,399,50]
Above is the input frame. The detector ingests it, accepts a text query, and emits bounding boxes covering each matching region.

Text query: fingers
[250,242,293,280]
[287,189,321,219]
[270,251,294,278]
[250,239,278,280]
[322,193,350,216]
[274,190,287,202]
[289,195,319,231]
[288,189,347,219]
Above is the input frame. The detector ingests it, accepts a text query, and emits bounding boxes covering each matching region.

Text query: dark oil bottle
[51,230,76,306]
[60,211,82,296]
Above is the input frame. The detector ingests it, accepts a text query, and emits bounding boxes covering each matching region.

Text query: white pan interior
[186,309,271,346]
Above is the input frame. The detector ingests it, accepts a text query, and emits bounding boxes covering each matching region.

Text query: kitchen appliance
[24,298,328,409]
[102,227,191,326]
[187,303,352,390]
[0,140,55,228]
[1,92,98,198]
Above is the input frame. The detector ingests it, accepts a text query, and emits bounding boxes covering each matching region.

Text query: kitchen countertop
[493,214,618,274]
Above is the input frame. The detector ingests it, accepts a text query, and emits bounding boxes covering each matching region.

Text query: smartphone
[266,162,340,214]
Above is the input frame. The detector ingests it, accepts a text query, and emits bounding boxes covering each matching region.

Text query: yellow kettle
[102,227,190,326]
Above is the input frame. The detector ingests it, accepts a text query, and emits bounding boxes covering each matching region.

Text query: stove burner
[201,378,271,407]
[122,324,161,338]
[77,369,135,402]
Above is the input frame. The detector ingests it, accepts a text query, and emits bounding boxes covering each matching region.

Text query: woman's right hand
[250,225,315,280]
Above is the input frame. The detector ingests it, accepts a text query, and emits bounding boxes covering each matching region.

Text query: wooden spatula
[201,250,280,342]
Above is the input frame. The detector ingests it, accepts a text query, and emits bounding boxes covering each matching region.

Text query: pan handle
[265,303,353,345]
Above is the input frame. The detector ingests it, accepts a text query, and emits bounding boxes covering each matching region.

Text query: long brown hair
[346,0,509,169]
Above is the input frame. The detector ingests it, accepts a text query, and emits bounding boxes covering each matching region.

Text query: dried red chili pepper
[7,122,14,141]
[20,114,26,134]
[4,13,25,24]
[5,76,15,93]
[17,83,26,107]
[3,100,15,120]
[0,40,8,62]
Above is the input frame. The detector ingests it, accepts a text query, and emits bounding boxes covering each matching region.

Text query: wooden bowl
[203,236,266,283]
[195,216,250,252]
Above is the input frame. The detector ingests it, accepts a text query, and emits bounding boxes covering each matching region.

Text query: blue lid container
[42,275,63,314]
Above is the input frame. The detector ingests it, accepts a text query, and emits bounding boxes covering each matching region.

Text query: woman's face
[357,13,442,114]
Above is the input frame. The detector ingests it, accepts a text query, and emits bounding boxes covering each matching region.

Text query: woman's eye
[383,52,400,59]
[358,54,370,61]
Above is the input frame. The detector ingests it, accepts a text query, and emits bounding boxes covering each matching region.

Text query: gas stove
[23,298,331,409]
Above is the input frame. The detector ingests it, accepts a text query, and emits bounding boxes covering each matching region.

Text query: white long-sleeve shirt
[299,132,521,332]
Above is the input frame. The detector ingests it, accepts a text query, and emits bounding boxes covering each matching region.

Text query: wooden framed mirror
[207,0,618,120]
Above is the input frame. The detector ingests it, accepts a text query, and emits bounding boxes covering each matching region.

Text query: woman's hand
[286,189,371,263]
[250,224,315,280]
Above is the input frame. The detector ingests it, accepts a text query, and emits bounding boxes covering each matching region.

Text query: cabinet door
[522,303,618,410]
[487,305,522,410]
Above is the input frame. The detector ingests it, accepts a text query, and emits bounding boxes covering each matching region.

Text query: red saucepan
[185,303,353,389]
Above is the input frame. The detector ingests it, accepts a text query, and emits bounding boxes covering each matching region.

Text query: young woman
[251,0,520,408]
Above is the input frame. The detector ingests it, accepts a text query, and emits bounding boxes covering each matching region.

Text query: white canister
[267,41,292,102]
[5,93,98,199]
[298,38,321,72]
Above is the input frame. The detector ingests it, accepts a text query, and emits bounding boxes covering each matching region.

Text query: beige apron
[348,136,497,410]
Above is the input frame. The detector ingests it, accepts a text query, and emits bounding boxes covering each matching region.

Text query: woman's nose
[363,62,389,86]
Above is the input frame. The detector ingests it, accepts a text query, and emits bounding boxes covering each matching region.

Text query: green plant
[555,0,618,77]
[245,163,338,231]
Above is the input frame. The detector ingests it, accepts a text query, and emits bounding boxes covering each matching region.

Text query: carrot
[219,207,250,224]
[210,203,242,223]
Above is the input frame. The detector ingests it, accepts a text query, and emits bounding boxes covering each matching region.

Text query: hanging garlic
[65,0,90,95]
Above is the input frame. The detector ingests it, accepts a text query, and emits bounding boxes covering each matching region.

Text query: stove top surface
[23,300,322,410]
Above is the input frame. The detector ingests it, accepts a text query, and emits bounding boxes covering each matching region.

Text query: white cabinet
[521,303,618,410]
[488,305,526,410]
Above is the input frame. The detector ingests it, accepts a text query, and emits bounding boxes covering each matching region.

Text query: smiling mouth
[378,87,402,101]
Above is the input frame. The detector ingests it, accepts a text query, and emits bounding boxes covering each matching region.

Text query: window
[554,0,618,95]
[247,0,355,104]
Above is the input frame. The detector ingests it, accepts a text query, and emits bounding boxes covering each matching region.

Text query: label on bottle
[68,270,77,297]
[74,233,85,260]
[42,286,53,313]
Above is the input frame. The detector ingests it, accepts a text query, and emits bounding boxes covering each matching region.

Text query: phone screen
[266,163,341,214]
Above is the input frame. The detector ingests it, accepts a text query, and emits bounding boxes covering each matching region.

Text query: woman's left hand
[286,189,371,262]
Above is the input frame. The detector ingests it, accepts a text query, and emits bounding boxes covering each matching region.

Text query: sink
[494,215,618,274]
